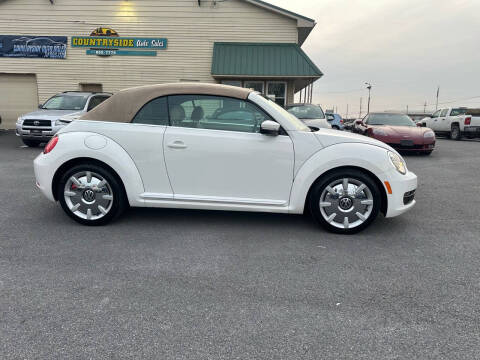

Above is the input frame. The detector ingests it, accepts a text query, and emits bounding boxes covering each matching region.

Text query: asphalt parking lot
[1,130,479,359]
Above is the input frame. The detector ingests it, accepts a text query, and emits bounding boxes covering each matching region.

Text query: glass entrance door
[267,82,287,107]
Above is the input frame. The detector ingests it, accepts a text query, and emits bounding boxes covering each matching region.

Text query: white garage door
[0,74,38,129]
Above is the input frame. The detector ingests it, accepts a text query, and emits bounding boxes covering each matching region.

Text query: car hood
[369,125,427,138]
[21,109,80,120]
[302,118,331,129]
[315,128,395,152]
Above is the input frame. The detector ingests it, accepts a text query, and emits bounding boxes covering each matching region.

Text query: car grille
[403,190,415,205]
[23,119,51,126]
[22,119,52,132]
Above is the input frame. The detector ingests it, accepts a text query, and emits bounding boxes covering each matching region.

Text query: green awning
[211,42,323,78]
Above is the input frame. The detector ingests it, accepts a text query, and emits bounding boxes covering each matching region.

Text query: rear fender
[50,132,144,206]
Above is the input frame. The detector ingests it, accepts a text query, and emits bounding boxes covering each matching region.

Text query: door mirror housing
[355,119,364,126]
[260,120,280,136]
[38,104,44,109]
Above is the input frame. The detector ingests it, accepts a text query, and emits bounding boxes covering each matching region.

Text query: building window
[267,81,287,107]
[244,81,264,94]
[221,80,242,87]
[79,83,103,92]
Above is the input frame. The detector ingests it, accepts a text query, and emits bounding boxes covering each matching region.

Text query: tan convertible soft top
[79,82,253,123]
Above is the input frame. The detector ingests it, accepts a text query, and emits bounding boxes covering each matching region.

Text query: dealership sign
[71,31,167,57]
[0,35,67,59]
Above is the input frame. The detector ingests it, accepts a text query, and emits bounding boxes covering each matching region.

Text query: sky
[268,0,480,117]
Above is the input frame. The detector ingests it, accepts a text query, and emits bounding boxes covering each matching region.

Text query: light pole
[365,82,372,114]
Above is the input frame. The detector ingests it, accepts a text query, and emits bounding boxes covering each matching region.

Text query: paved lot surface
[0,131,479,359]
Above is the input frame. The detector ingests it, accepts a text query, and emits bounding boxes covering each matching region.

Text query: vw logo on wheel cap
[82,189,96,202]
[339,197,353,210]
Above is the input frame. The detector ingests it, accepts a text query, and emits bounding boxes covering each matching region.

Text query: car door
[428,110,441,130]
[163,94,294,206]
[437,109,449,131]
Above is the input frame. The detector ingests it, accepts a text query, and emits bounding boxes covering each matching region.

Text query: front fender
[288,143,391,213]
[43,131,145,206]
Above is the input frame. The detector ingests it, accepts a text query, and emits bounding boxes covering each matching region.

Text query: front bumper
[16,122,64,141]
[383,169,417,218]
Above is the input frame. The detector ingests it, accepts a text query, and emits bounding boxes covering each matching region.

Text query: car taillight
[340,119,343,123]
[465,116,471,125]
[44,135,59,154]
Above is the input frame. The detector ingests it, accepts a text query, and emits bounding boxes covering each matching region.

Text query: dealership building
[0,0,322,129]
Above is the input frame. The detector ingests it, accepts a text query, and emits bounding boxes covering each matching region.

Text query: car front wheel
[57,163,127,225]
[309,169,381,234]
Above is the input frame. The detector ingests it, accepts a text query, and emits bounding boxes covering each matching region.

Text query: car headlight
[372,128,386,136]
[17,117,23,124]
[424,130,435,138]
[388,151,407,175]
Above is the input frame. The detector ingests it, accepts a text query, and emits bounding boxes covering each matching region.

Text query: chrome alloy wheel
[63,171,113,220]
[319,178,374,230]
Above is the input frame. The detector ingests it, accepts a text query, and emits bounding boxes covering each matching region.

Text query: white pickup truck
[419,107,480,140]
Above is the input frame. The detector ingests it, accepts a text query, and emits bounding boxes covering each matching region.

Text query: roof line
[242,0,315,24]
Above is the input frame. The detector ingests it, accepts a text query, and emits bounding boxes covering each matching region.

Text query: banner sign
[86,49,157,57]
[72,36,167,50]
[0,35,67,59]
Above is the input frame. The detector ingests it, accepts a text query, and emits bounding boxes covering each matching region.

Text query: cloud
[269,0,480,115]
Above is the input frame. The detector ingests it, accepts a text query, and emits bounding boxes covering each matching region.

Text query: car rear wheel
[450,124,462,140]
[22,139,41,147]
[309,169,381,234]
[57,163,127,225]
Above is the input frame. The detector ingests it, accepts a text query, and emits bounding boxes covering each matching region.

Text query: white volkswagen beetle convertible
[34,83,417,234]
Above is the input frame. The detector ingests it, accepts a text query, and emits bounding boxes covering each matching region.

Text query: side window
[132,97,169,125]
[440,109,448,117]
[431,110,441,118]
[167,94,270,133]
[87,96,109,111]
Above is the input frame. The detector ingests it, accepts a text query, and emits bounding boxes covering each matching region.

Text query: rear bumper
[463,126,480,137]
[383,170,417,218]
[33,152,56,202]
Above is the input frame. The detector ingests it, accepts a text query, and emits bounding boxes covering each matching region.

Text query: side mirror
[260,120,280,136]
[38,104,44,109]
[416,122,424,127]
[355,120,363,125]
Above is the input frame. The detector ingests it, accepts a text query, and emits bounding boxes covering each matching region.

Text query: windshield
[287,104,325,119]
[256,95,310,132]
[42,95,88,110]
[367,113,415,127]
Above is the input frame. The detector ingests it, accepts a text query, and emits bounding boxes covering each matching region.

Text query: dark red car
[354,112,435,154]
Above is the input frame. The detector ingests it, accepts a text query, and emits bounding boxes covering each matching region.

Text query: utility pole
[406,105,409,114]
[346,104,349,119]
[359,97,363,118]
[365,82,372,113]
[435,86,440,111]
[424,101,427,113]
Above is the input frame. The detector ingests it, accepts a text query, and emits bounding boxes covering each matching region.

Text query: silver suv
[16,91,111,147]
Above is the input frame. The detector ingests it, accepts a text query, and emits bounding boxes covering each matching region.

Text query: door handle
[167,140,187,149]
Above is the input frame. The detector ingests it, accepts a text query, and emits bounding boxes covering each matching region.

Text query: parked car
[16,91,111,147]
[33,83,417,234]
[325,113,344,130]
[418,107,480,140]
[286,103,331,129]
[354,112,435,154]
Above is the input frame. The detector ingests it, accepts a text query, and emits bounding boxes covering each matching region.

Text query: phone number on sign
[91,49,116,56]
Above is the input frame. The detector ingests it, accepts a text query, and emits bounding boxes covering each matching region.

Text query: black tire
[332,125,340,130]
[309,169,381,234]
[57,163,127,225]
[450,124,462,140]
[22,139,41,147]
